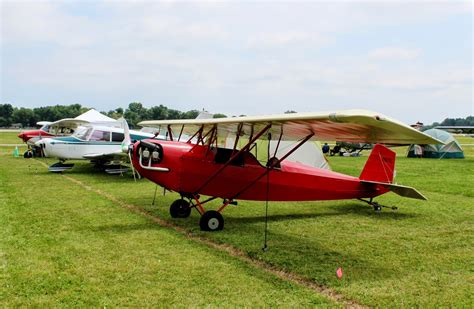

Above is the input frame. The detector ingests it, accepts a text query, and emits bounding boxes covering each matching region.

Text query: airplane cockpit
[73,126,126,143]
[40,124,51,133]
[73,127,93,140]
[213,147,262,167]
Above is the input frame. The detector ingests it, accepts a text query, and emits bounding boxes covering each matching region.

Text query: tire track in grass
[35,160,365,308]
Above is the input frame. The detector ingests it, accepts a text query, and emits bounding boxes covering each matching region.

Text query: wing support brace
[231,133,314,200]
[194,123,272,194]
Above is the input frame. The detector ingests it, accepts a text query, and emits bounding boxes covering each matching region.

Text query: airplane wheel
[199,210,224,231]
[170,199,191,218]
[23,151,33,158]
[373,202,382,212]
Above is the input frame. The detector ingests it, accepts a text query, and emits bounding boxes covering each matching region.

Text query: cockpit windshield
[40,125,50,133]
[73,127,92,140]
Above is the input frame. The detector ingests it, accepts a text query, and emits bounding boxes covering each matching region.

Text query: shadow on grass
[90,218,394,287]
[229,212,341,224]
[91,222,162,233]
[227,202,419,225]
[326,202,420,220]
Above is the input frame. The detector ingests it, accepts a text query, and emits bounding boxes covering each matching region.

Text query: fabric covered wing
[138,109,440,145]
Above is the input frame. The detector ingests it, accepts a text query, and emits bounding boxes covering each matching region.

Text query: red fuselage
[132,140,389,202]
[18,130,55,143]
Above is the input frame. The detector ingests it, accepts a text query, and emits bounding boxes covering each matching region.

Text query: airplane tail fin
[360,144,396,183]
[360,144,427,200]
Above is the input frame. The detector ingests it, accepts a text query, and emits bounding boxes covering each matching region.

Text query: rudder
[359,144,395,183]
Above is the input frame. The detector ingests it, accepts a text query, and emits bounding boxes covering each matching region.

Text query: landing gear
[48,162,75,173]
[23,150,33,158]
[358,198,398,211]
[168,194,232,231]
[170,199,191,218]
[372,202,382,212]
[199,210,224,231]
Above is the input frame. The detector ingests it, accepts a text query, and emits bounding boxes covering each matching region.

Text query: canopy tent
[407,129,464,159]
[74,109,117,124]
[49,109,120,129]
[269,141,331,170]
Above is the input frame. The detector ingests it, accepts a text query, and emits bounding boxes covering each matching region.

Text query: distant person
[322,143,330,155]
[330,145,341,156]
[414,144,423,158]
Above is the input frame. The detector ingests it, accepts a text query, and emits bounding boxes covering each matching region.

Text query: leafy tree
[213,113,227,118]
[12,108,35,127]
[124,102,147,128]
[105,107,124,119]
[181,110,200,119]
[0,104,14,126]
[148,105,170,120]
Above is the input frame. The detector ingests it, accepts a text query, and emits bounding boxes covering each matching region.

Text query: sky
[0,0,472,124]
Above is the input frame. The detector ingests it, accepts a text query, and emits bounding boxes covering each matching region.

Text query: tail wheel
[199,210,224,231]
[170,199,191,218]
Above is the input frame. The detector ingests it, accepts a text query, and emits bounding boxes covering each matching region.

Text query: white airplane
[20,109,121,158]
[36,124,165,173]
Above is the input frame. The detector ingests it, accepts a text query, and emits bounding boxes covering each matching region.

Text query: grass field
[0,131,24,145]
[1,133,473,306]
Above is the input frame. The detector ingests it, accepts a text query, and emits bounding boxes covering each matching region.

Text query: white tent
[50,109,119,129]
[74,109,117,124]
[269,141,331,170]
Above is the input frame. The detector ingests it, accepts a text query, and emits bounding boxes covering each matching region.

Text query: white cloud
[246,31,329,49]
[368,47,422,60]
[1,0,472,123]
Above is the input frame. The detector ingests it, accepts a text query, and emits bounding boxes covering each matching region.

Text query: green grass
[0,131,24,145]
[0,152,335,306]
[1,133,473,306]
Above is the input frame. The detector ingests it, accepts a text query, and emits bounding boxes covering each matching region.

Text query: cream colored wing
[138,109,440,144]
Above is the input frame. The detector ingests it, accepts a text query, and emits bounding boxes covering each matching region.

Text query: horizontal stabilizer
[361,180,427,200]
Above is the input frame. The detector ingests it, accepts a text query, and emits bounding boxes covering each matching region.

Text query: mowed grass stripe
[32,159,364,308]
[1,154,336,307]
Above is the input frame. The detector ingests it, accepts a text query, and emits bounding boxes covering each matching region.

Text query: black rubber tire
[23,151,33,159]
[170,199,191,218]
[199,210,224,231]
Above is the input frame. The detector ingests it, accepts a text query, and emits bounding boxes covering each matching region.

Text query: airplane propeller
[120,118,137,181]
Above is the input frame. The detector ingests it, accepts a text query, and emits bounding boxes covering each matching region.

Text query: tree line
[1,102,472,129]
[423,116,474,130]
[0,102,228,128]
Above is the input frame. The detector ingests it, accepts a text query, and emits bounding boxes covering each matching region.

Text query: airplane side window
[89,130,109,141]
[103,131,111,142]
[214,148,245,166]
[112,132,124,142]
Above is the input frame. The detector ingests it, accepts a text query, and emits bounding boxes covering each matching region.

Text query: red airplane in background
[17,122,55,143]
[121,110,440,231]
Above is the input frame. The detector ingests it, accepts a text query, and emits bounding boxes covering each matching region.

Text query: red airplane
[122,110,439,231]
[17,122,55,143]
[17,122,59,158]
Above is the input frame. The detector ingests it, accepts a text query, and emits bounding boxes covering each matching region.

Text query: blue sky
[1,0,472,124]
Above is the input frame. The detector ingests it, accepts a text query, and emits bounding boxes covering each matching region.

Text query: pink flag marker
[336,267,343,279]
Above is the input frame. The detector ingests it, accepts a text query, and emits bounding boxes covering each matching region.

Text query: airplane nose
[35,139,48,156]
